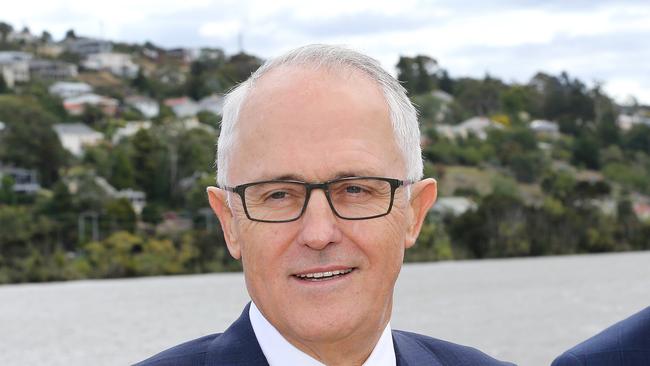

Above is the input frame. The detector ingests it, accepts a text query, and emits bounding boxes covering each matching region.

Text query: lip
[292,265,355,277]
[290,266,357,286]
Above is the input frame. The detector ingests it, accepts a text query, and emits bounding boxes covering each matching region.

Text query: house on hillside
[112,121,152,143]
[82,52,139,78]
[65,37,112,56]
[49,81,93,99]
[0,164,41,194]
[430,196,476,217]
[164,97,200,118]
[198,94,224,116]
[165,48,192,64]
[29,59,78,81]
[53,123,104,156]
[36,43,65,58]
[436,116,502,140]
[0,51,32,87]
[530,119,559,138]
[634,202,650,221]
[617,112,650,131]
[432,90,454,104]
[67,174,146,215]
[7,28,38,44]
[63,93,119,116]
[125,96,159,118]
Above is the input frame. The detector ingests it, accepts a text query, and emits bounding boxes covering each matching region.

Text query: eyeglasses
[223,176,413,223]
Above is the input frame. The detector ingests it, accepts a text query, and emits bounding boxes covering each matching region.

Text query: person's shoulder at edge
[550,306,650,366]
[393,329,517,366]
[133,332,220,366]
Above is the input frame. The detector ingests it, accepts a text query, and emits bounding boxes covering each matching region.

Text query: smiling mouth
[293,268,354,282]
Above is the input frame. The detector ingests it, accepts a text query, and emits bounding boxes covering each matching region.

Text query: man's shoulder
[134,333,222,366]
[551,307,650,366]
[392,329,515,365]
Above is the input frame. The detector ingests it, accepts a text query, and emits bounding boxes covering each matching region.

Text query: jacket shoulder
[551,307,650,366]
[392,330,515,366]
[133,333,222,366]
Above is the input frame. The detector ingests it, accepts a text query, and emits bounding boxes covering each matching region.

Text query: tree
[103,198,136,233]
[572,134,600,169]
[396,55,438,95]
[132,129,169,201]
[0,73,7,93]
[131,69,152,96]
[40,30,52,43]
[0,175,16,204]
[110,149,135,190]
[0,96,67,186]
[64,29,77,40]
[0,22,13,43]
[81,104,105,126]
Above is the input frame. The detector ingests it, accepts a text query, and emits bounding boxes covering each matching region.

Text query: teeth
[296,268,353,280]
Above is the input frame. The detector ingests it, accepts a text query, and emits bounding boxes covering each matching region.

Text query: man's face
[210,66,434,349]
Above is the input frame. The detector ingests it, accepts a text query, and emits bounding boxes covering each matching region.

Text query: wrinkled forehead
[235,64,392,138]
[226,65,404,182]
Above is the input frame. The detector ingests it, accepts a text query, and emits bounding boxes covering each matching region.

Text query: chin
[284,304,373,343]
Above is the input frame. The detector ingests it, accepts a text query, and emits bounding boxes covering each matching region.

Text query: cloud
[2,0,649,103]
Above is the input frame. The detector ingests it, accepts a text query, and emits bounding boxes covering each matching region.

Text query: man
[136,45,513,366]
[552,307,650,366]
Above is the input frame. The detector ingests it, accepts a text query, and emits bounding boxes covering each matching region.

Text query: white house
[0,165,41,194]
[7,29,38,44]
[112,121,152,143]
[83,176,147,215]
[0,51,32,87]
[66,38,112,56]
[617,113,650,131]
[29,59,78,81]
[63,93,119,116]
[116,189,147,215]
[164,97,200,118]
[53,123,105,156]
[82,52,139,78]
[125,96,159,118]
[530,119,560,137]
[49,81,93,99]
[430,196,476,216]
[436,116,502,140]
[198,94,224,116]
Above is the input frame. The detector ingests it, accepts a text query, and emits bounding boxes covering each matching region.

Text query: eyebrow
[268,170,380,182]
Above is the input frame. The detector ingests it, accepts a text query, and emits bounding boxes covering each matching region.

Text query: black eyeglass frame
[222,176,414,223]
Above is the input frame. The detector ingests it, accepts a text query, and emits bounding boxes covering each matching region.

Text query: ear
[404,178,437,249]
[207,186,241,260]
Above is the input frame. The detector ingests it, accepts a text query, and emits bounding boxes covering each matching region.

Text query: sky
[2,0,649,104]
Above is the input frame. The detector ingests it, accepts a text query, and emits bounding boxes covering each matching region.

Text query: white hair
[216,44,423,187]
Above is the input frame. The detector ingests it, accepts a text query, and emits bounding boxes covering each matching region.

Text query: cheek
[345,212,408,260]
[238,221,296,269]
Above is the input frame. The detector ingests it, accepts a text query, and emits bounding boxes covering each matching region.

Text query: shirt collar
[249,301,396,366]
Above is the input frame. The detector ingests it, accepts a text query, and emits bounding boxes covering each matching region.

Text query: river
[1,251,648,365]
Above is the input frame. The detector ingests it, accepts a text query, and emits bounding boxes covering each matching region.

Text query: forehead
[228,65,404,183]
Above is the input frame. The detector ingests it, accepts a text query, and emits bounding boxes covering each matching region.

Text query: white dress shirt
[249,302,396,366]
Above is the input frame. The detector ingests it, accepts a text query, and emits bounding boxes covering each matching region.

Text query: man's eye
[345,185,364,194]
[269,191,287,199]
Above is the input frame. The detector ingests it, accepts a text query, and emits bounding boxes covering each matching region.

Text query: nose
[296,189,341,250]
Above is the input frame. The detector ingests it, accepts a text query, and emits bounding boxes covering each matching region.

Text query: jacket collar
[205,302,269,366]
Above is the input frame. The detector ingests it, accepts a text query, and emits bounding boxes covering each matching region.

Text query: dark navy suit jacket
[552,307,650,366]
[135,303,514,366]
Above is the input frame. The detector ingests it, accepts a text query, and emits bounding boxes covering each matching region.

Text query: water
[1,251,648,366]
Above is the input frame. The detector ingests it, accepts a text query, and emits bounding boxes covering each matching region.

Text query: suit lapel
[392,330,444,366]
[205,303,269,366]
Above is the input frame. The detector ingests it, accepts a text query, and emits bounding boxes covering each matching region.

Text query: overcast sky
[3,0,649,104]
